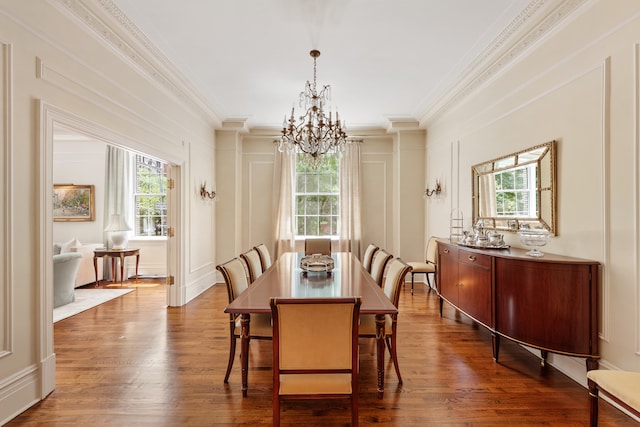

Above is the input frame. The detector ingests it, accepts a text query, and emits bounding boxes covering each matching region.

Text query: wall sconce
[200,182,216,200]
[424,180,442,199]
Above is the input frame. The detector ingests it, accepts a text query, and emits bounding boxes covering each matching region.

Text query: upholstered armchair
[53,252,82,308]
[270,297,361,426]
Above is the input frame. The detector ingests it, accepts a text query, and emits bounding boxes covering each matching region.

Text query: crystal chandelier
[279,50,348,168]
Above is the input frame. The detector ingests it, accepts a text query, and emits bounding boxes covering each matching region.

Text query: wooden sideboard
[436,240,600,370]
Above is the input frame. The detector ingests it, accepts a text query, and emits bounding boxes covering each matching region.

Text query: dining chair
[270,296,361,427]
[359,258,412,384]
[587,369,640,427]
[406,236,439,294]
[304,237,332,255]
[240,248,263,283]
[362,243,379,273]
[253,243,272,272]
[369,249,393,287]
[217,257,272,383]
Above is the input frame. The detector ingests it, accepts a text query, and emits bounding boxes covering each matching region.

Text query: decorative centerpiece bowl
[518,229,550,257]
[300,253,334,273]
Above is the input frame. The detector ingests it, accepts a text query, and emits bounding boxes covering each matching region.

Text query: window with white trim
[295,154,340,237]
[134,155,168,237]
[494,164,537,217]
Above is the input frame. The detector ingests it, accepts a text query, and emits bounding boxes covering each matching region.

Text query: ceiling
[110,0,534,130]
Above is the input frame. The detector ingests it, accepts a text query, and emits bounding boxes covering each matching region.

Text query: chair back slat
[362,244,379,273]
[370,249,393,286]
[426,237,438,264]
[254,243,272,272]
[382,258,413,307]
[240,248,263,283]
[304,238,332,255]
[216,258,249,303]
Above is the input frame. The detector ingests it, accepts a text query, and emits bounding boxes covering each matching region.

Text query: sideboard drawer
[458,251,491,269]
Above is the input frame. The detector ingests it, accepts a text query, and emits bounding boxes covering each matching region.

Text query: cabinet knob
[468,255,476,261]
[443,249,449,254]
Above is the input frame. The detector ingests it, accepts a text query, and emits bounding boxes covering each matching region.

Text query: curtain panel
[272,148,296,259]
[337,142,362,259]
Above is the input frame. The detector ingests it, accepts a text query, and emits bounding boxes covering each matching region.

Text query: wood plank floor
[7,279,636,426]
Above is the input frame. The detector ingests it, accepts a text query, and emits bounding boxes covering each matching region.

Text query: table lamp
[104,213,131,249]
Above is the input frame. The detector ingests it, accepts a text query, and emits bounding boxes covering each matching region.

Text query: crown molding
[55,0,222,127]
[419,0,589,126]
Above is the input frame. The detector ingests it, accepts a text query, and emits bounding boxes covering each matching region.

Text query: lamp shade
[104,214,132,232]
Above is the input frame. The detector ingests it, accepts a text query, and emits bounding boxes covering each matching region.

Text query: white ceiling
[110,0,533,130]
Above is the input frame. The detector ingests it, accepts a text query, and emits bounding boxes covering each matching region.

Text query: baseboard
[0,364,41,425]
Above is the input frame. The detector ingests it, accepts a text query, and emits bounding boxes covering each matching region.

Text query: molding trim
[0,41,13,359]
[601,56,611,344]
[54,0,222,126]
[420,0,588,125]
[635,42,640,356]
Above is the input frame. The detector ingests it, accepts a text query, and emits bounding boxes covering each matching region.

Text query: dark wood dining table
[224,251,398,398]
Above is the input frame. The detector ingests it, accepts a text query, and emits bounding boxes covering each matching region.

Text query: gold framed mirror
[472,140,557,235]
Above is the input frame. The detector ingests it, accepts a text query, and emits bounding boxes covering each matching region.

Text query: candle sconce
[424,180,442,199]
[200,182,216,200]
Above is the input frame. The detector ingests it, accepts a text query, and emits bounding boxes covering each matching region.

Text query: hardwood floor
[7,279,635,426]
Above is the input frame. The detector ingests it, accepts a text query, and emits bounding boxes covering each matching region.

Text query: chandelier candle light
[279,50,348,168]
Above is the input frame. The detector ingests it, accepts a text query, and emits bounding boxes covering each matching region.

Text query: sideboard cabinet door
[495,258,597,356]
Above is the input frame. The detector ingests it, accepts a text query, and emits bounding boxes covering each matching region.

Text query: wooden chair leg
[388,330,403,384]
[273,395,280,427]
[588,379,599,427]
[410,272,415,295]
[224,323,236,383]
[352,394,359,426]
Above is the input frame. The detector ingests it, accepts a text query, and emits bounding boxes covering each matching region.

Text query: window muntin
[134,155,168,237]
[295,154,339,237]
[494,164,537,217]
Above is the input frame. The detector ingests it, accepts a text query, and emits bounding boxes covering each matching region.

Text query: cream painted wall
[0,1,217,423]
[213,128,424,282]
[424,0,640,384]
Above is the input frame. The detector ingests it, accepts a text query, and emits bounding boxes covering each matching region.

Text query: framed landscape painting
[53,184,95,221]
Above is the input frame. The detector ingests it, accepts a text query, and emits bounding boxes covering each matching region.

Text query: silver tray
[456,242,510,250]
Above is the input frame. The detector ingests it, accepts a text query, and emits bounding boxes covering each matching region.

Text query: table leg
[93,256,99,286]
[240,314,251,397]
[111,258,117,283]
[119,253,125,284]
[135,253,140,282]
[375,314,386,399]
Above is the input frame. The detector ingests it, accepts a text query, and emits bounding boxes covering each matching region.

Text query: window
[295,154,339,237]
[494,164,537,217]
[134,155,168,237]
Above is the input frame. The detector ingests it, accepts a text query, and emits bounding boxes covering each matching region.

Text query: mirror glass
[472,140,556,234]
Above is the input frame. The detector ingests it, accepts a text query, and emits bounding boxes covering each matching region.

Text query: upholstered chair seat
[587,370,640,426]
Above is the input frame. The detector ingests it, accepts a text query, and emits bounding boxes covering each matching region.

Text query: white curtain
[337,142,362,259]
[478,174,497,217]
[273,148,296,259]
[103,145,133,249]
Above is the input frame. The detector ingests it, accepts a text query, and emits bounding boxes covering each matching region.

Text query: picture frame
[53,184,95,222]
